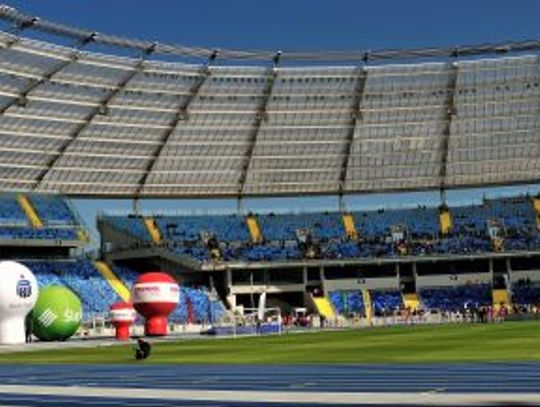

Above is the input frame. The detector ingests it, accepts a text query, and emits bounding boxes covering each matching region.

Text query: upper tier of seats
[102,195,540,264]
[0,195,26,224]
[258,212,344,241]
[355,207,439,238]
[30,195,78,225]
[0,193,85,242]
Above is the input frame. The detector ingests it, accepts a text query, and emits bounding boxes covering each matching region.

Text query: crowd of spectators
[103,195,540,264]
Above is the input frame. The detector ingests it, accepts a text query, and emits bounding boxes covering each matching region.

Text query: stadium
[0,2,540,406]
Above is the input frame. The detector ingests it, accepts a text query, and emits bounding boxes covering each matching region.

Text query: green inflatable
[31,285,82,341]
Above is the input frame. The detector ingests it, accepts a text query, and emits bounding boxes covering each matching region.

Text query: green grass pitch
[2,320,540,364]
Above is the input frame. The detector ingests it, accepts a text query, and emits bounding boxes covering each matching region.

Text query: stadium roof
[0,4,538,198]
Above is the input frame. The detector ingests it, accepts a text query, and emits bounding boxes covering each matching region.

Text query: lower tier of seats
[24,260,226,324]
[328,284,538,316]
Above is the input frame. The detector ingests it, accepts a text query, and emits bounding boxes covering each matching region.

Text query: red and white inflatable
[109,302,136,341]
[132,272,179,336]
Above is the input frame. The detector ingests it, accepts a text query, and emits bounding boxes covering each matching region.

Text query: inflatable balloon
[132,272,179,336]
[32,285,82,341]
[0,261,38,345]
[109,301,136,341]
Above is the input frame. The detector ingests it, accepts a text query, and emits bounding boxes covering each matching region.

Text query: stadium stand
[0,192,224,324]
[402,293,421,311]
[29,195,77,225]
[25,259,226,323]
[25,260,117,315]
[419,284,492,312]
[371,290,403,316]
[311,294,336,320]
[3,6,540,327]
[492,288,511,309]
[101,196,540,264]
[17,195,43,228]
[0,193,85,243]
[512,281,540,307]
[94,261,131,302]
[329,291,365,317]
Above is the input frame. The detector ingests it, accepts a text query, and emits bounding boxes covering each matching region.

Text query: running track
[0,364,538,405]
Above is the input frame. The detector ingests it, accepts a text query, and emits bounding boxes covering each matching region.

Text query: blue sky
[8,0,540,52]
[4,0,540,242]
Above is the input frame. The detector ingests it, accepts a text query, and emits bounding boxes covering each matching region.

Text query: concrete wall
[510,269,540,283]
[416,272,491,288]
[324,277,399,292]
[230,283,305,294]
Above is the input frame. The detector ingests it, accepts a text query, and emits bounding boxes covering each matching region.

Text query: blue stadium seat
[512,281,540,306]
[370,290,403,315]
[102,196,540,263]
[0,194,27,225]
[330,291,365,316]
[0,194,82,242]
[29,195,77,225]
[419,284,492,311]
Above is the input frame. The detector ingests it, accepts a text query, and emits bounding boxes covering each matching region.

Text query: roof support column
[178,50,217,120]
[338,66,368,197]
[439,62,459,204]
[33,44,156,190]
[135,51,217,197]
[237,51,281,197]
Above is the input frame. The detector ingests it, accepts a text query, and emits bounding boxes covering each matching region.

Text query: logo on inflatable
[16,279,32,298]
[37,308,58,327]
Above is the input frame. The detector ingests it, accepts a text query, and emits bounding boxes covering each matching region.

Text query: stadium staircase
[77,229,90,243]
[17,194,43,228]
[311,294,336,320]
[94,261,131,302]
[342,213,358,239]
[361,289,372,322]
[491,237,505,252]
[493,288,511,310]
[246,215,263,243]
[143,217,162,244]
[439,209,452,235]
[403,293,420,311]
[534,198,540,230]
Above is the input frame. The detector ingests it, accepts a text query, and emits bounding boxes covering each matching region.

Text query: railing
[98,193,537,219]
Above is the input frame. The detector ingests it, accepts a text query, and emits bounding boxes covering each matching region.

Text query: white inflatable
[0,261,38,345]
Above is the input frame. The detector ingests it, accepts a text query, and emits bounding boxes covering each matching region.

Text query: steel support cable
[1,5,540,63]
[0,13,38,53]
[32,44,157,191]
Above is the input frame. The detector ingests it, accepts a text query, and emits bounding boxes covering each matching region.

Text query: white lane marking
[0,395,170,407]
[0,384,540,405]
